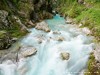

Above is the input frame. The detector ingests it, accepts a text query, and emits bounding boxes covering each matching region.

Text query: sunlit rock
[56,36,65,41]
[35,21,50,32]
[65,17,73,24]
[79,23,83,27]
[27,20,36,27]
[20,47,37,57]
[12,38,18,43]
[82,27,91,35]
[60,52,70,60]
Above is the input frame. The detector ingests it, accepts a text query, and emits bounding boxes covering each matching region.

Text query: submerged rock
[60,52,70,60]
[56,36,65,41]
[35,21,50,32]
[20,46,37,57]
[53,31,61,34]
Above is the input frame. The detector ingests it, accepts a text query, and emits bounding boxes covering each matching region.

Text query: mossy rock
[85,53,100,75]
[0,31,7,38]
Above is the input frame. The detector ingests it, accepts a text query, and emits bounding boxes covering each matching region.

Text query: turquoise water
[0,14,94,75]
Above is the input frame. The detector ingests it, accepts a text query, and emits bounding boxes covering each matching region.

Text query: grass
[58,1,100,75]
[58,0,100,42]
[85,53,100,75]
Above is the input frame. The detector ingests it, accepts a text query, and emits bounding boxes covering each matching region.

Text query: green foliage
[85,53,100,75]
[59,0,100,41]
[68,3,87,18]
[84,0,100,3]
[75,7,100,41]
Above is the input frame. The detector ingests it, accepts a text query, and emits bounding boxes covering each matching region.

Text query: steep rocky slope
[0,0,55,50]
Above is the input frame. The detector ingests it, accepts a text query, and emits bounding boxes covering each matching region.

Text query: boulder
[66,17,73,24]
[20,47,37,57]
[56,36,65,41]
[27,20,36,27]
[53,31,61,34]
[11,38,18,43]
[65,20,72,24]
[82,27,91,35]
[60,52,70,60]
[35,21,50,32]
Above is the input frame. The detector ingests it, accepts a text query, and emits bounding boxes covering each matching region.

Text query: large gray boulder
[20,46,37,57]
[35,21,50,32]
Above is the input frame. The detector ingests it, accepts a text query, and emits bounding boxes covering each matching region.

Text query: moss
[85,53,100,75]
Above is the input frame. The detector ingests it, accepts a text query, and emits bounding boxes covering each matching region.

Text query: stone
[11,38,18,43]
[27,20,36,27]
[79,23,83,27]
[56,36,65,41]
[53,31,61,34]
[65,17,73,24]
[60,52,70,60]
[82,27,91,35]
[20,47,37,57]
[35,21,50,32]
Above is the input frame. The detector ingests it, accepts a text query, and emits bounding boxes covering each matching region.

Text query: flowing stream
[0,14,94,75]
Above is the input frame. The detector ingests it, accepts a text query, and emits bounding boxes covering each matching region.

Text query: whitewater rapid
[0,14,94,75]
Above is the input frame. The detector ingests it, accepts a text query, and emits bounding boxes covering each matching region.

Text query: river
[0,14,94,75]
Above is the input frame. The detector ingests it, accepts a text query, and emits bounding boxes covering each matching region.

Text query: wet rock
[56,36,65,41]
[53,31,61,34]
[20,46,37,57]
[60,52,70,60]
[37,39,42,44]
[42,11,53,19]
[35,21,50,32]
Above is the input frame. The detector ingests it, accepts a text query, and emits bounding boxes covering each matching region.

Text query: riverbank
[0,0,54,50]
[57,0,100,75]
[0,14,94,75]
